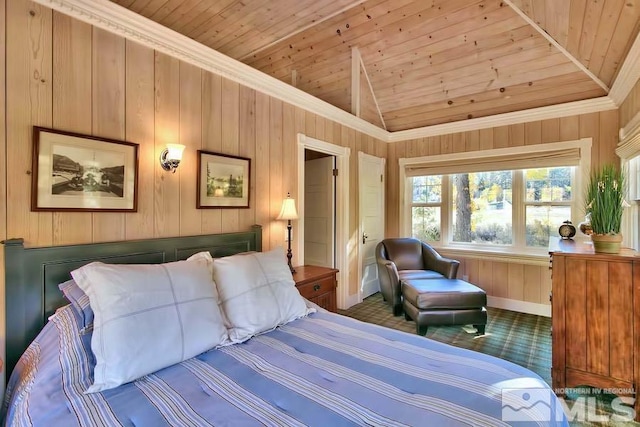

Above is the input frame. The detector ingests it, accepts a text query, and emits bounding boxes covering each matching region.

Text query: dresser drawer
[296,275,335,300]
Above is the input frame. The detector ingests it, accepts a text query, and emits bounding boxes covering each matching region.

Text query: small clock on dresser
[558,220,576,239]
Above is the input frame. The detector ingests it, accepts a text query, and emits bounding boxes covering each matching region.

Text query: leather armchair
[375,238,459,316]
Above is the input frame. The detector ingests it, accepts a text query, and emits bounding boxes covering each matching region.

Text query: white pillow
[71,257,229,392]
[212,248,313,343]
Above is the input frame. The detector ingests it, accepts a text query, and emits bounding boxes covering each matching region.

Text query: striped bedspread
[2,305,567,426]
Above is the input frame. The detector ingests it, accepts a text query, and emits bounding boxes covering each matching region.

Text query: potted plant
[584,163,626,253]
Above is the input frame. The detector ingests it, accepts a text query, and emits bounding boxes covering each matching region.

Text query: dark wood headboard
[3,225,262,379]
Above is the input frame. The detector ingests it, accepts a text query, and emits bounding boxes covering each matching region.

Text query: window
[401,139,591,256]
[411,176,442,241]
[409,167,575,250]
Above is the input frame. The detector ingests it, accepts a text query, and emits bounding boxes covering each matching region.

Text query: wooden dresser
[293,265,338,312]
[549,238,639,420]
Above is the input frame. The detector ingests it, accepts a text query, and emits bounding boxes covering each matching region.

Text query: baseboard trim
[487,296,551,317]
[343,294,361,310]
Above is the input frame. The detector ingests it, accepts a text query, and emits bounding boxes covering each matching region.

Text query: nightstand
[292,265,338,312]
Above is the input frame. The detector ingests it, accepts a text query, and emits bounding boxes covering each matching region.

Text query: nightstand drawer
[292,265,339,312]
[296,275,335,300]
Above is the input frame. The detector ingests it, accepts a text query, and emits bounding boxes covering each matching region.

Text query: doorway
[296,134,351,309]
[304,150,336,268]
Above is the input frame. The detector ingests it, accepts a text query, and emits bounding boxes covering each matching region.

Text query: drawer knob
[313,284,321,291]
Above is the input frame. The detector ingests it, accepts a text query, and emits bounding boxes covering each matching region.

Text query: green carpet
[340,293,638,427]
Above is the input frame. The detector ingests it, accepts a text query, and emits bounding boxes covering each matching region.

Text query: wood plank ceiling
[111,0,639,132]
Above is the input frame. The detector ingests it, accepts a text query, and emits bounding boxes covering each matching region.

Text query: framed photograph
[197,150,250,209]
[31,127,138,212]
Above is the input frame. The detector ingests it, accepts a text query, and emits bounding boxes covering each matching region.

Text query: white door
[304,156,335,267]
[359,152,385,299]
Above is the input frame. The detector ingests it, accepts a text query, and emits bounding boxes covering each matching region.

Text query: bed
[2,226,567,426]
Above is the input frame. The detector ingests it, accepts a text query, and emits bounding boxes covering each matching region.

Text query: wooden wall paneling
[440,134,452,154]
[565,258,587,370]
[541,118,560,143]
[51,13,92,245]
[525,121,542,145]
[124,40,155,240]
[314,115,326,141]
[451,133,465,154]
[365,134,375,155]
[479,128,494,151]
[559,115,580,141]
[281,103,297,264]
[6,0,53,247]
[586,260,610,376]
[507,263,524,301]
[238,86,257,232]
[619,78,640,127]
[220,78,240,232]
[254,92,270,247]
[92,27,126,242]
[178,62,202,237]
[324,119,334,145]
[420,137,432,155]
[579,112,600,169]
[304,110,315,136]
[493,126,509,149]
[608,261,633,381]
[465,257,479,285]
[540,266,552,306]
[509,123,525,147]
[201,72,223,234]
[269,98,284,251]
[523,264,541,303]
[386,141,397,237]
[405,138,417,158]
[465,130,480,152]
[153,52,181,238]
[492,261,509,298]
[477,259,493,295]
[598,109,619,167]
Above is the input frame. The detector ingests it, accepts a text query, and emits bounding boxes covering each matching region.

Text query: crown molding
[609,31,640,105]
[387,97,617,142]
[33,0,390,142]
[32,0,629,145]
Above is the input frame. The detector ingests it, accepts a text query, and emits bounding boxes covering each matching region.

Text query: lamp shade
[277,196,298,220]
[165,143,185,161]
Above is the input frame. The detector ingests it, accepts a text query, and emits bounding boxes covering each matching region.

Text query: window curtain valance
[403,145,583,177]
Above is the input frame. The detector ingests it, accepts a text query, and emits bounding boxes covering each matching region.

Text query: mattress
[2,305,567,426]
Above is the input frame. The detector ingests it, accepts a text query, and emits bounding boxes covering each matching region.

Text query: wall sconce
[160,143,185,173]
[277,193,299,273]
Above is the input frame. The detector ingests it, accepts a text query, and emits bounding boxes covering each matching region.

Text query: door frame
[357,152,386,303]
[297,134,351,309]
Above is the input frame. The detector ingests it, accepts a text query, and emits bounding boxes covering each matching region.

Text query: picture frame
[31,127,139,212]
[197,150,250,209]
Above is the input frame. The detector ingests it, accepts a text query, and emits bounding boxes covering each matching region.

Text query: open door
[304,155,335,268]
[358,152,385,300]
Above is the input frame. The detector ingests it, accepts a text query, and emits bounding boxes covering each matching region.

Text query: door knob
[362,232,369,244]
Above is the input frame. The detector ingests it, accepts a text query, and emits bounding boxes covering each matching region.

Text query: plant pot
[591,233,623,254]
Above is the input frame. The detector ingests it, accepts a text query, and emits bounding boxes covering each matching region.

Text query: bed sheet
[2,305,567,426]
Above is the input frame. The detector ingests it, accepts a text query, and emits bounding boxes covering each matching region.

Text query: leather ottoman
[401,278,487,336]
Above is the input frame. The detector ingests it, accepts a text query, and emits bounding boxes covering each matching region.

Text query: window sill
[431,245,550,267]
